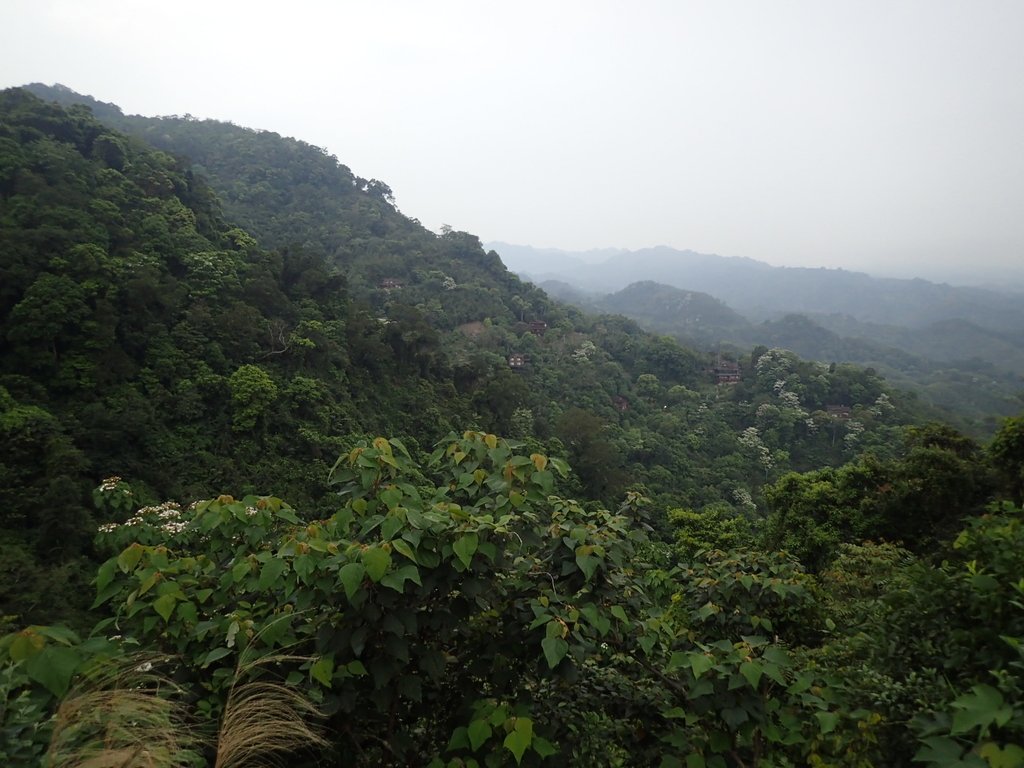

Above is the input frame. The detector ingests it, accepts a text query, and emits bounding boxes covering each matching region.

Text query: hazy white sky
[2,1,1022,279]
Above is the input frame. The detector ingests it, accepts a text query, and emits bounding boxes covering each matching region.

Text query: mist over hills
[494,244,1024,428]
[488,242,1024,331]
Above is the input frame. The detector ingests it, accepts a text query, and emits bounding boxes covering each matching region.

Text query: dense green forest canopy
[541,278,1024,435]
[2,86,1024,767]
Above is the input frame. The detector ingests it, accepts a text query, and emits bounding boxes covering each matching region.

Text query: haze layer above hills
[488,242,1024,330]
[491,243,1024,430]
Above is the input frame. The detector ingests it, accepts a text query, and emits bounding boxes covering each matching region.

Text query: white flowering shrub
[738,427,775,478]
[869,393,894,418]
[96,500,200,547]
[732,487,757,514]
[778,390,803,411]
[572,341,597,362]
[738,427,764,450]
[842,420,866,452]
[754,349,796,383]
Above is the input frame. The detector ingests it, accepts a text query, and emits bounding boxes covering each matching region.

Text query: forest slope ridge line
[1,83,935,624]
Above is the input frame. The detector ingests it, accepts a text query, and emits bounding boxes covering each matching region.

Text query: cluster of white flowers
[572,341,597,362]
[773,379,787,394]
[122,252,161,273]
[97,501,191,535]
[737,426,763,449]
[755,349,793,377]
[756,403,778,421]
[733,487,757,512]
[778,390,802,410]
[805,417,819,434]
[97,476,127,493]
[869,393,894,417]
[738,426,774,473]
[843,420,866,451]
[246,506,259,517]
[442,276,457,290]
[141,501,184,521]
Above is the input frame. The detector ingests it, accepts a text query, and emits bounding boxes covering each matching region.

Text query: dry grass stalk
[45,616,330,768]
[213,679,329,768]
[45,655,199,768]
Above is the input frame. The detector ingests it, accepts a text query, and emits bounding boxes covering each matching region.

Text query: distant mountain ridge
[487,242,629,270]
[591,281,750,345]
[488,242,1024,332]
[548,278,1024,428]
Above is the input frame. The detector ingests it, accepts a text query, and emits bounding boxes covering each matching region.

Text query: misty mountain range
[489,243,1024,428]
[488,242,1024,330]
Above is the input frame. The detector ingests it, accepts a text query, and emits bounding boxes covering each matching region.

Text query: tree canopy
[2,86,1022,767]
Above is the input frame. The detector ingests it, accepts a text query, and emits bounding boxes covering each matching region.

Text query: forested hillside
[2,87,1024,767]
[552,279,1024,434]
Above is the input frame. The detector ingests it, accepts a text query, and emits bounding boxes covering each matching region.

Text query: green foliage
[639,549,881,767]
[762,465,878,573]
[667,505,751,559]
[0,658,51,765]
[555,408,626,502]
[0,624,129,763]
[15,84,931,514]
[763,423,993,571]
[808,506,1024,766]
[83,434,647,763]
[2,448,1022,766]
[908,506,1024,766]
[228,364,278,432]
[569,275,1024,433]
[6,85,1024,767]
[670,549,819,645]
[2,86,942,637]
[990,416,1024,505]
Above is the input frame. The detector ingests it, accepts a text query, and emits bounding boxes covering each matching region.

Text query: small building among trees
[713,359,741,385]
